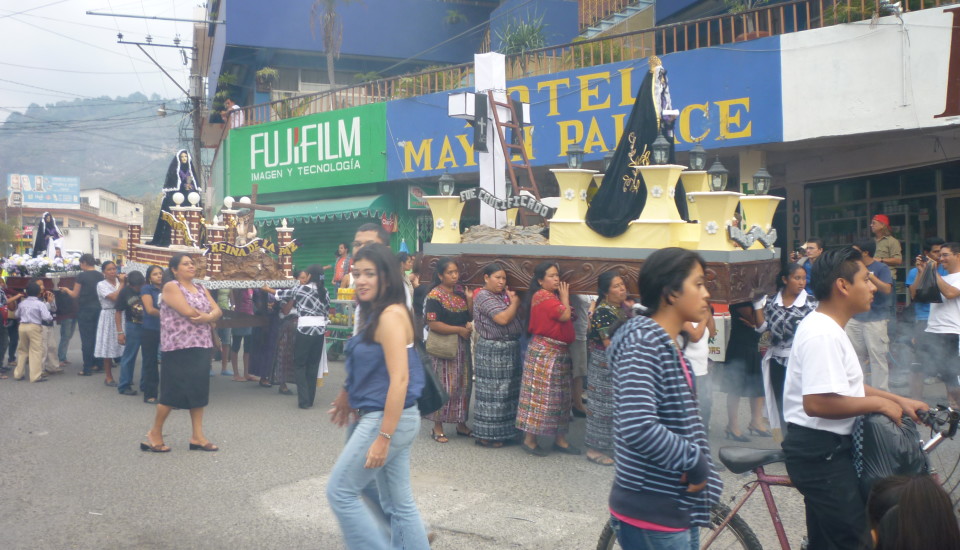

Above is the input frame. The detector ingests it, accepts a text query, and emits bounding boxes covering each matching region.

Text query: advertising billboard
[6,174,81,209]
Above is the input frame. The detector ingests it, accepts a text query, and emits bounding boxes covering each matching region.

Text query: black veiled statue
[147,149,204,247]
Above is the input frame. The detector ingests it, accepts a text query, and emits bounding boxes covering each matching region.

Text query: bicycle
[596,405,960,550]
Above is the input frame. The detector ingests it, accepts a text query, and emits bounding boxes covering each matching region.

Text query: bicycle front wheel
[595,505,762,550]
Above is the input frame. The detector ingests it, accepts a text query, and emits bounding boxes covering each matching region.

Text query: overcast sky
[0,0,201,121]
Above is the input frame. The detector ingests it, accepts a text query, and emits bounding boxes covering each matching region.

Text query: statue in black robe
[585,57,688,237]
[147,149,203,247]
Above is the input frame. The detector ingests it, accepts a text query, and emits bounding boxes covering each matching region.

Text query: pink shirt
[160,281,213,352]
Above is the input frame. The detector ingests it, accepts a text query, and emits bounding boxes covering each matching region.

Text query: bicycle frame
[702,465,794,550]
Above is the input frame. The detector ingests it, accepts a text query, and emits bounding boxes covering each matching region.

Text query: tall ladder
[487,90,542,226]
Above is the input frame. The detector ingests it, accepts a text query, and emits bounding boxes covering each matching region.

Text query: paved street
[2,339,955,549]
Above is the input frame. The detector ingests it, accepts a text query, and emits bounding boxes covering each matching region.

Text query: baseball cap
[872,214,890,227]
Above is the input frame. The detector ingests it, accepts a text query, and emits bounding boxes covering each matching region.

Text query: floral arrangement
[2,253,81,277]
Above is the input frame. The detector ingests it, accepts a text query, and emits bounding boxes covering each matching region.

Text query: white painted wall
[781,7,959,141]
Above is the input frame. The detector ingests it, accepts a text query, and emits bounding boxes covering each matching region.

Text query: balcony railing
[580,0,644,32]
[216,0,955,145]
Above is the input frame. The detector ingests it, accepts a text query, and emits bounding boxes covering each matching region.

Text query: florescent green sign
[227,103,386,196]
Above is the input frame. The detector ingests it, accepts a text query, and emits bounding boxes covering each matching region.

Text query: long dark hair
[868,475,960,550]
[303,263,329,307]
[100,260,116,273]
[637,247,706,317]
[482,262,505,279]
[354,244,413,342]
[520,261,559,329]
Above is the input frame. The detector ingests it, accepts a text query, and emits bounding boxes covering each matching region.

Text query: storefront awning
[255,194,393,227]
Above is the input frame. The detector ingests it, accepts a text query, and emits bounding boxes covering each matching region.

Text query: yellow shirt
[875,234,902,263]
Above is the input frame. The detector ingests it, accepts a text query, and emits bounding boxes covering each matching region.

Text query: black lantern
[602,151,615,172]
[438,172,455,196]
[706,156,729,192]
[651,133,671,165]
[689,142,707,171]
[565,144,584,169]
[753,166,772,195]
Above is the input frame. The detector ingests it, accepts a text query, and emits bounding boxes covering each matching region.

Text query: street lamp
[707,156,729,192]
[651,134,671,165]
[602,151,615,172]
[438,172,456,196]
[688,142,707,171]
[753,166,772,195]
[565,144,584,169]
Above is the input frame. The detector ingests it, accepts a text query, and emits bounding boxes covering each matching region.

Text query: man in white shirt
[922,241,960,406]
[782,247,926,550]
[221,98,244,129]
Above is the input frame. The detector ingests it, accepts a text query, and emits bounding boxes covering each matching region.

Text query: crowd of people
[3,211,960,550]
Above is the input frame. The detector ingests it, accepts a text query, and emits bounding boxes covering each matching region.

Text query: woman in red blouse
[516,261,578,457]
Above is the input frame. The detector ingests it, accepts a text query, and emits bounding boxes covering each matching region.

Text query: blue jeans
[117,322,142,393]
[58,318,77,362]
[612,517,699,550]
[327,406,429,550]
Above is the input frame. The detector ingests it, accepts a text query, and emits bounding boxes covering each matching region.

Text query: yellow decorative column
[679,171,710,221]
[686,192,743,251]
[550,169,596,221]
[424,196,466,244]
[635,164,686,221]
[740,195,784,250]
[588,173,604,204]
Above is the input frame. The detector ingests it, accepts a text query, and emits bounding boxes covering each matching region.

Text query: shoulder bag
[425,330,458,359]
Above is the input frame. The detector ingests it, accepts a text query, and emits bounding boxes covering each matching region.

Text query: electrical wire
[0,0,70,20]
[0,61,163,75]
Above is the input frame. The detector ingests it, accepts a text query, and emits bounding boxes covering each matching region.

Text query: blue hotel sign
[386,37,783,180]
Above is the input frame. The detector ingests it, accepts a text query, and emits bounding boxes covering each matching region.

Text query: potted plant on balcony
[255,67,279,93]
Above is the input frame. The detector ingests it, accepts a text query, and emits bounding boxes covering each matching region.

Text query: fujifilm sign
[249,116,361,178]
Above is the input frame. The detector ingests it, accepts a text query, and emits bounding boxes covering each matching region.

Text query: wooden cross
[233,183,276,212]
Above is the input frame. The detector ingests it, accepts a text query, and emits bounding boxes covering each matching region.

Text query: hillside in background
[0,93,188,209]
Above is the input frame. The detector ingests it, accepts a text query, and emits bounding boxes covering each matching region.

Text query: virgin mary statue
[147,149,203,247]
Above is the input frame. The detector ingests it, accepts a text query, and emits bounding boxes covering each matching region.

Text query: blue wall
[489,0,580,51]
[224,0,494,65]
[385,37,783,180]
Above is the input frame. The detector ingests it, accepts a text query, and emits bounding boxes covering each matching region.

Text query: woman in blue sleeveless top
[326,243,428,550]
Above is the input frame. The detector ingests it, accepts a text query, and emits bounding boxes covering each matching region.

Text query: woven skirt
[159,347,211,409]
[472,337,522,442]
[424,336,471,424]
[516,335,572,436]
[585,342,615,453]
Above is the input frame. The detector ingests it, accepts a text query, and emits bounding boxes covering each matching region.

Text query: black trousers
[769,357,788,433]
[783,423,867,550]
[78,307,103,373]
[293,331,325,408]
[140,328,160,399]
[7,320,18,362]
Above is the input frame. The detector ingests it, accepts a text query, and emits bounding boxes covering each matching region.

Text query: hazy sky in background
[0,0,202,120]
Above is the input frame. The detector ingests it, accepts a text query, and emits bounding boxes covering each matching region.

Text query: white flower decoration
[450,220,458,230]
[687,195,696,204]
[705,221,719,235]
[564,188,575,201]
[668,187,676,199]
[435,219,444,230]
[650,185,664,198]
[579,189,588,201]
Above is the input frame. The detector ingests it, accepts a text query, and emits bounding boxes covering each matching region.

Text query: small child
[13,282,55,382]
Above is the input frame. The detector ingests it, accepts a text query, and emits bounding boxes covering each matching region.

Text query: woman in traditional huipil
[472,263,524,448]
[423,257,473,443]
[516,261,578,457]
[585,270,631,466]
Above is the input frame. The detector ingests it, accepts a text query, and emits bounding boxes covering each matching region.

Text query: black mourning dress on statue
[585,59,688,238]
[147,149,204,247]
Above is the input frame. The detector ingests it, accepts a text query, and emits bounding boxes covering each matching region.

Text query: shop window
[942,163,960,190]
[809,184,834,207]
[277,68,299,91]
[301,69,325,84]
[836,180,867,202]
[901,167,936,195]
[869,173,900,197]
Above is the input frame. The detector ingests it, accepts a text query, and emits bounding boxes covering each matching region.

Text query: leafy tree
[311,0,361,90]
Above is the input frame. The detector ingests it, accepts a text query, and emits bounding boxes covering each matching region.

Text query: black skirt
[159,348,212,409]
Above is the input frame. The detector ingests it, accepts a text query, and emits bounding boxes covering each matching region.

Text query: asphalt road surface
[2,340,956,549]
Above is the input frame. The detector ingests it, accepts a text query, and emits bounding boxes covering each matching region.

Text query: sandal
[475,439,504,449]
[587,453,615,466]
[278,386,293,395]
[521,443,548,457]
[258,380,272,388]
[431,430,449,443]
[552,443,582,455]
[140,441,171,453]
[189,442,219,452]
[455,427,473,438]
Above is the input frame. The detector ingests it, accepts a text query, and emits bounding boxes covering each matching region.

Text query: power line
[0,0,70,20]
[0,61,163,75]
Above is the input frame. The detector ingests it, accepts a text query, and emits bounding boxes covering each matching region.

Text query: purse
[425,330,458,359]
[415,345,449,416]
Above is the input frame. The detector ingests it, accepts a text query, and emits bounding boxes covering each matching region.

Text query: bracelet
[378,431,392,440]
[117,331,124,334]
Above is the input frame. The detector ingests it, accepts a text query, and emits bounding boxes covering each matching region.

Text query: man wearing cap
[871,214,902,269]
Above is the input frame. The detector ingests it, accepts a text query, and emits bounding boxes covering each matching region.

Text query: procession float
[419,54,781,309]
